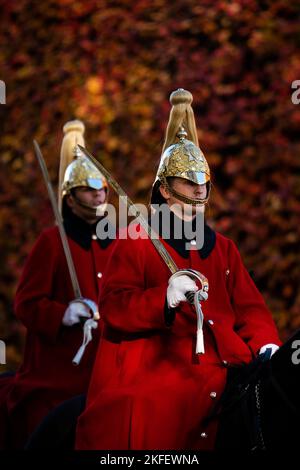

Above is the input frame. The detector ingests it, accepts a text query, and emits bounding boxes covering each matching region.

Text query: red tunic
[76,226,280,450]
[6,219,115,448]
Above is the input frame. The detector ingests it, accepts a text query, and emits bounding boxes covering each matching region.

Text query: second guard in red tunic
[6,120,115,448]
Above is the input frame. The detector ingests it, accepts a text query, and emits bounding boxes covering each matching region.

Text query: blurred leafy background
[0,0,300,370]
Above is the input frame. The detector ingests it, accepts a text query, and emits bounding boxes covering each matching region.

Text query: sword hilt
[169,268,209,303]
[186,290,196,304]
[70,298,100,322]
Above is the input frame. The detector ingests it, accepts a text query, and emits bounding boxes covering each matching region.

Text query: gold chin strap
[164,182,210,206]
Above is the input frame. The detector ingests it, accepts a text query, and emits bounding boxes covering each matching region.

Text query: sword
[78,144,209,354]
[33,140,99,364]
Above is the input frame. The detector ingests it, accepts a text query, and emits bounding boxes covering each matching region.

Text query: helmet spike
[177,126,188,141]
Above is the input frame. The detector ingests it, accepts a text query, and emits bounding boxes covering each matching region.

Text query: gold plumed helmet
[151,89,211,206]
[58,119,108,212]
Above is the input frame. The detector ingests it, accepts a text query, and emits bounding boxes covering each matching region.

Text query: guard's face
[159,177,207,219]
[74,187,107,207]
[66,187,107,223]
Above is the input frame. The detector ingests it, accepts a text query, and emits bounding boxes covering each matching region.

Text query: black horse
[25,394,86,450]
[215,329,300,450]
[25,330,300,451]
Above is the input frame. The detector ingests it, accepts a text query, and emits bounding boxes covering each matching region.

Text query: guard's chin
[193,204,205,215]
[95,203,107,217]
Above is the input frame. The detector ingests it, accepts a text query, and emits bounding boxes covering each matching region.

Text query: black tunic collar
[63,211,114,251]
[149,207,216,260]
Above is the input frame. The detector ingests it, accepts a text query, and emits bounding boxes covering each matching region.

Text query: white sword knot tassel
[72,318,98,365]
[168,269,209,355]
[72,297,100,365]
[194,288,207,354]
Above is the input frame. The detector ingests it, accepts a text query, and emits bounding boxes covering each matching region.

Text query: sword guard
[169,269,209,304]
[70,298,100,321]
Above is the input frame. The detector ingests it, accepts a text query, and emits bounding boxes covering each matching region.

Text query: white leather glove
[62,301,91,327]
[167,274,198,308]
[259,343,279,357]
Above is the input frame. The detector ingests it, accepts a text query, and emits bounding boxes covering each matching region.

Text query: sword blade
[78,145,179,275]
[33,140,82,299]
